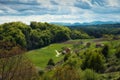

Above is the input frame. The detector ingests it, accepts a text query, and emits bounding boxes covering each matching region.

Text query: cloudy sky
[0,0,120,24]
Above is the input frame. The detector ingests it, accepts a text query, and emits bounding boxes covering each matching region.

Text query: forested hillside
[68,24,120,38]
[0,22,90,50]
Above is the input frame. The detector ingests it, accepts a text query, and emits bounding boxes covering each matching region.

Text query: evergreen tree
[102,45,109,57]
[47,58,55,66]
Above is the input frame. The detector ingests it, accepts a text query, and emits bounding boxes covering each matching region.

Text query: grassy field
[25,39,89,68]
[26,43,73,68]
[26,39,120,69]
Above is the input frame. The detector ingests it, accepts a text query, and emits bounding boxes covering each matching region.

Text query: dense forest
[0,22,90,50]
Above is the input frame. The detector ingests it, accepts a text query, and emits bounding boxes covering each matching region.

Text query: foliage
[71,30,90,39]
[0,22,89,50]
[115,48,120,58]
[102,44,109,57]
[26,39,120,80]
[69,24,120,38]
[82,69,99,80]
[81,49,105,72]
[63,54,70,62]
[53,65,81,80]
[0,41,25,58]
[0,42,38,80]
[0,55,39,80]
[47,58,55,66]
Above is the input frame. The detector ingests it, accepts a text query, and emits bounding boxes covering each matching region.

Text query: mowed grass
[26,43,73,69]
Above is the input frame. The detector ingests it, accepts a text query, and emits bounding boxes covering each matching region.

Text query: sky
[0,0,120,24]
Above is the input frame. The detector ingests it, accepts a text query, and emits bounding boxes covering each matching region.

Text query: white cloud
[0,3,18,14]
[54,0,76,6]
[0,14,80,24]
[107,0,120,7]
[0,10,4,13]
[36,0,55,9]
[0,0,120,23]
[82,0,93,7]
[0,12,120,24]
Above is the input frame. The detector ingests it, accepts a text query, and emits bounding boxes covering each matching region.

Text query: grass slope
[26,39,93,69]
[26,39,120,69]
[26,43,73,68]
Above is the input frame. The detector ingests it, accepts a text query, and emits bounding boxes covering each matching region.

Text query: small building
[61,47,71,54]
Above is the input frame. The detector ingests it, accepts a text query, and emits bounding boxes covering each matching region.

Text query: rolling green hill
[26,39,120,69]
[26,43,73,68]
[25,39,89,68]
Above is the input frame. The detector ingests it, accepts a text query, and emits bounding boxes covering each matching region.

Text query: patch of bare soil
[62,41,77,44]
[92,38,106,42]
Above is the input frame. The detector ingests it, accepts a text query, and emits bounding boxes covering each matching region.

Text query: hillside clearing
[26,43,73,68]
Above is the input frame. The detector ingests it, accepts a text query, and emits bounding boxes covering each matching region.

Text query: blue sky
[0,0,120,24]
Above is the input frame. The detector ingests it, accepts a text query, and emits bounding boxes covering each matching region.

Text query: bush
[102,44,109,57]
[53,65,81,80]
[82,69,99,80]
[82,50,105,73]
[64,54,69,62]
[115,48,120,58]
[47,58,55,66]
[105,66,117,73]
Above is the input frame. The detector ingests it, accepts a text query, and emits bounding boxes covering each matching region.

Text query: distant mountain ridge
[50,21,120,26]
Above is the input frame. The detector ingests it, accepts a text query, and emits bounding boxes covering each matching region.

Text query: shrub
[53,65,81,80]
[82,50,105,72]
[47,58,55,66]
[64,54,69,62]
[105,66,117,73]
[82,69,99,80]
[115,48,120,58]
[102,44,109,57]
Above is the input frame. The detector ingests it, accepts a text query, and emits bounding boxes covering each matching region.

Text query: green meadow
[26,39,120,69]
[26,43,73,68]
